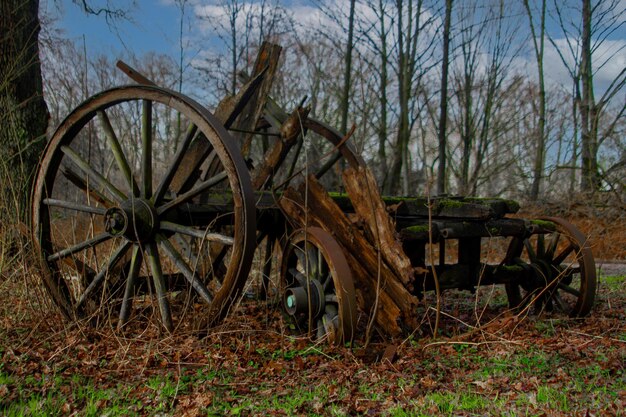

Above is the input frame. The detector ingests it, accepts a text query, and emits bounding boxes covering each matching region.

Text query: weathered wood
[214,68,269,129]
[330,194,520,220]
[400,218,529,242]
[342,166,416,289]
[252,105,310,189]
[168,43,282,197]
[279,176,420,336]
[238,42,283,155]
[116,61,157,86]
[343,248,404,336]
[279,187,404,336]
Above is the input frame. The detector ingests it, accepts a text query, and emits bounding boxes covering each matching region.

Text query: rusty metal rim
[280,226,357,345]
[32,84,256,329]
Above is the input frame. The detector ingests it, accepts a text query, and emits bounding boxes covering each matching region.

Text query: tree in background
[550,0,625,195]
[523,0,547,201]
[0,0,48,225]
[436,0,453,195]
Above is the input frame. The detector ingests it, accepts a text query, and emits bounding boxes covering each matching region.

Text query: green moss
[381,196,417,204]
[502,199,521,212]
[327,191,348,198]
[496,264,525,273]
[464,197,521,212]
[437,199,465,209]
[403,225,430,233]
[327,192,353,207]
[530,219,556,230]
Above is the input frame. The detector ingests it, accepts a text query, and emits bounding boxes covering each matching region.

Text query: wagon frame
[31,42,596,344]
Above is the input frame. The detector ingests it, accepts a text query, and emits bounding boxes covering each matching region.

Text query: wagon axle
[104,198,158,242]
[284,279,325,318]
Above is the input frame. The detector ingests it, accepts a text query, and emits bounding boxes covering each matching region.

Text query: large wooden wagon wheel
[503,217,596,317]
[32,85,256,332]
[280,227,357,345]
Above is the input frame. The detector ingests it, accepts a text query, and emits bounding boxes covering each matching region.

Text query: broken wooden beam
[279,176,420,337]
[342,165,417,290]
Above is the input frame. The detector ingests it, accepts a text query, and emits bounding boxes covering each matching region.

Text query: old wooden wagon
[32,43,596,344]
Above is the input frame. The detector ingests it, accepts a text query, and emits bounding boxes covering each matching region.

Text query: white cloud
[513,36,626,98]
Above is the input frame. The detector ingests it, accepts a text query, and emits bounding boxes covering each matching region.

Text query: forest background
[5,0,626,211]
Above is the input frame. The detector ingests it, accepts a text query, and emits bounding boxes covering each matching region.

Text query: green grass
[601,274,625,290]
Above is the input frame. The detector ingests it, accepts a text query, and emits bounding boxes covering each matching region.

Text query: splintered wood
[279,169,420,337]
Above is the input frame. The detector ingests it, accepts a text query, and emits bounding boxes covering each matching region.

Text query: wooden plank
[237,42,283,154]
[342,165,416,289]
[329,194,520,219]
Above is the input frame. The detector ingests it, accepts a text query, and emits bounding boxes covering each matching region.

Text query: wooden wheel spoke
[98,110,139,197]
[524,239,537,262]
[503,237,523,265]
[325,293,338,303]
[306,246,320,279]
[60,166,114,207]
[153,123,198,204]
[145,242,173,332]
[288,267,307,287]
[322,273,333,291]
[545,233,560,261]
[141,100,153,198]
[61,146,127,203]
[43,198,106,216]
[76,241,132,308]
[159,221,234,245]
[552,292,569,313]
[159,237,214,305]
[314,150,342,180]
[557,282,581,297]
[553,243,576,265]
[537,234,546,258]
[157,171,228,215]
[47,232,111,262]
[118,245,143,329]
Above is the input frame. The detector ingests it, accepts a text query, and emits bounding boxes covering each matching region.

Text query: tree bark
[579,0,598,193]
[524,0,547,201]
[0,0,48,224]
[436,0,453,195]
[339,0,356,138]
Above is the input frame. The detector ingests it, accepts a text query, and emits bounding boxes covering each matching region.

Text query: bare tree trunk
[0,0,48,224]
[524,0,546,201]
[579,0,598,193]
[436,0,453,195]
[340,0,356,137]
[387,0,421,196]
[377,0,390,190]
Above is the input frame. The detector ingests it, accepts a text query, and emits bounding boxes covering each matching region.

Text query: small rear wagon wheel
[504,217,596,317]
[32,85,256,333]
[280,227,357,345]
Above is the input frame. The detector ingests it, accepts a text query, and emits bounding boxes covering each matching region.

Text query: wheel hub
[104,198,158,242]
[284,279,325,319]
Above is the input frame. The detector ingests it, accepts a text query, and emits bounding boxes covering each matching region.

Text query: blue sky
[46,1,183,57]
[46,0,625,94]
